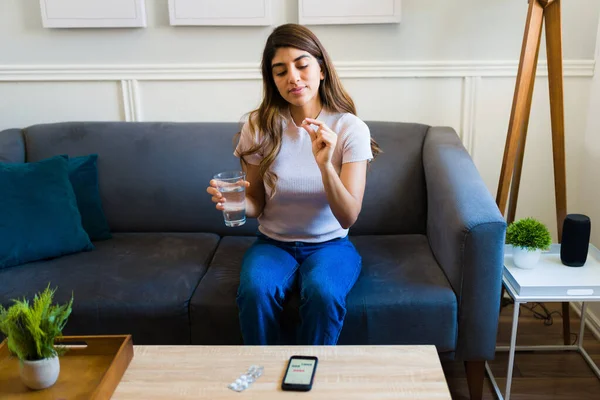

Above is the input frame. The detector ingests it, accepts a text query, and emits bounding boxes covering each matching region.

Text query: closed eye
[275,65,309,77]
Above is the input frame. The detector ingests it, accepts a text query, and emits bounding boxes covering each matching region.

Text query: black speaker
[560,214,591,267]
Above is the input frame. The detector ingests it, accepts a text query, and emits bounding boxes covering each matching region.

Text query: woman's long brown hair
[236,23,382,197]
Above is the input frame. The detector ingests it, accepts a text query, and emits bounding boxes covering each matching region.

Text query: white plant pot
[512,246,541,269]
[19,355,60,390]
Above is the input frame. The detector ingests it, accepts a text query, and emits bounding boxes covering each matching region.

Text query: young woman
[207,23,381,345]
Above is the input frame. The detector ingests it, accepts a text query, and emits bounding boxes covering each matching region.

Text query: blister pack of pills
[228,365,264,392]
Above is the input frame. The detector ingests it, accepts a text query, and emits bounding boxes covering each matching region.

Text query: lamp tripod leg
[544,0,569,345]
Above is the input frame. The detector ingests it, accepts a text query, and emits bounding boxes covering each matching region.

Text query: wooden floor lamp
[497,0,571,346]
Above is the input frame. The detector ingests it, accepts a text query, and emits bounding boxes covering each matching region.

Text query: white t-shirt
[234,107,373,243]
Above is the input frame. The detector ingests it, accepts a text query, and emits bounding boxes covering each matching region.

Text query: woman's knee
[301,281,341,308]
[238,244,297,304]
[237,280,272,304]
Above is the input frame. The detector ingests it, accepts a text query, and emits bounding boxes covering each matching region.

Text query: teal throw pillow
[67,154,112,241]
[0,155,94,269]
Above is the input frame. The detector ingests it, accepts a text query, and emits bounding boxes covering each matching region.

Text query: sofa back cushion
[23,122,258,236]
[21,121,428,235]
[0,129,25,163]
[67,154,112,241]
[351,122,428,235]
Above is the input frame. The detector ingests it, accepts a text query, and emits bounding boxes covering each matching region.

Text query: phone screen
[284,358,317,385]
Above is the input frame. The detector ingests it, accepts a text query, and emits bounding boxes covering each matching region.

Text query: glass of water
[213,171,246,227]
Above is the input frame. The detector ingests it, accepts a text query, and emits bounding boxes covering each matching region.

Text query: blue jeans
[236,233,362,345]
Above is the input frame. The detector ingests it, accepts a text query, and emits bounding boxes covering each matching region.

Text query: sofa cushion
[0,233,219,345]
[20,121,429,236]
[190,235,457,351]
[189,236,253,345]
[0,129,24,163]
[351,122,429,235]
[0,155,94,269]
[67,154,112,241]
[337,235,457,350]
[22,122,259,236]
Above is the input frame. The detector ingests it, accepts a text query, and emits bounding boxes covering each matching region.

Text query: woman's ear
[317,57,325,80]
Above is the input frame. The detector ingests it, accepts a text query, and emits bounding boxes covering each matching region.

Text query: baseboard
[570,302,600,341]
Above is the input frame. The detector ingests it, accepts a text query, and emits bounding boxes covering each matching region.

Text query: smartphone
[281,355,318,392]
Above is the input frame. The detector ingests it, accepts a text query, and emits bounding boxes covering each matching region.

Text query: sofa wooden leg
[464,360,485,400]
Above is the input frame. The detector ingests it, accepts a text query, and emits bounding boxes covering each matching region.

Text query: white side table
[486,244,600,400]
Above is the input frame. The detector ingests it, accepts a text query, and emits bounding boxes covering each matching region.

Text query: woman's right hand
[206,179,250,211]
[206,180,225,211]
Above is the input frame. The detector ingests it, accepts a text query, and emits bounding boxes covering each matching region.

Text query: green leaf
[0,284,73,361]
[506,217,552,251]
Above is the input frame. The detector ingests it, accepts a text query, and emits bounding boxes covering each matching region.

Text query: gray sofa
[0,121,506,398]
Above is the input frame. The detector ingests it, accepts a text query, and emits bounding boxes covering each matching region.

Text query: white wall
[2,0,598,64]
[579,12,600,335]
[581,12,600,276]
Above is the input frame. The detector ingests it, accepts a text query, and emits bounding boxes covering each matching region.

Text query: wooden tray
[0,335,134,399]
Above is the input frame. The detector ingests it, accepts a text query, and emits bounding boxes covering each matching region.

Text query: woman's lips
[289,87,305,95]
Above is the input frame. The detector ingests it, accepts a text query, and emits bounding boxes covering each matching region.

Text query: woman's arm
[243,163,266,218]
[301,116,369,229]
[320,161,367,229]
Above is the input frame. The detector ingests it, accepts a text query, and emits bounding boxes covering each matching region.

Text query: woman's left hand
[301,117,337,168]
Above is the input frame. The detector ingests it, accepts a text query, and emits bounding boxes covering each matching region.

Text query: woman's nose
[288,69,300,83]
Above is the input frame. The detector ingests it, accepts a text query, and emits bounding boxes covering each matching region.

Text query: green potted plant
[506,217,552,269]
[0,285,73,390]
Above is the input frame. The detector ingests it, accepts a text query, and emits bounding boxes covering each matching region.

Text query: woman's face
[270,47,324,108]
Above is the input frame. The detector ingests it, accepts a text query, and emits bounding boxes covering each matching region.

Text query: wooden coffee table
[112,345,451,399]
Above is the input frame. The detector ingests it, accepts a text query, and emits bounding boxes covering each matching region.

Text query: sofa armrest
[423,126,506,360]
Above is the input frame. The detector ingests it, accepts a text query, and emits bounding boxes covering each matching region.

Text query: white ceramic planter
[19,355,60,390]
[512,246,541,269]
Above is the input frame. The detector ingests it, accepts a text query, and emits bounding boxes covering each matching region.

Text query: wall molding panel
[0,60,594,82]
[120,79,142,122]
[460,76,480,156]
